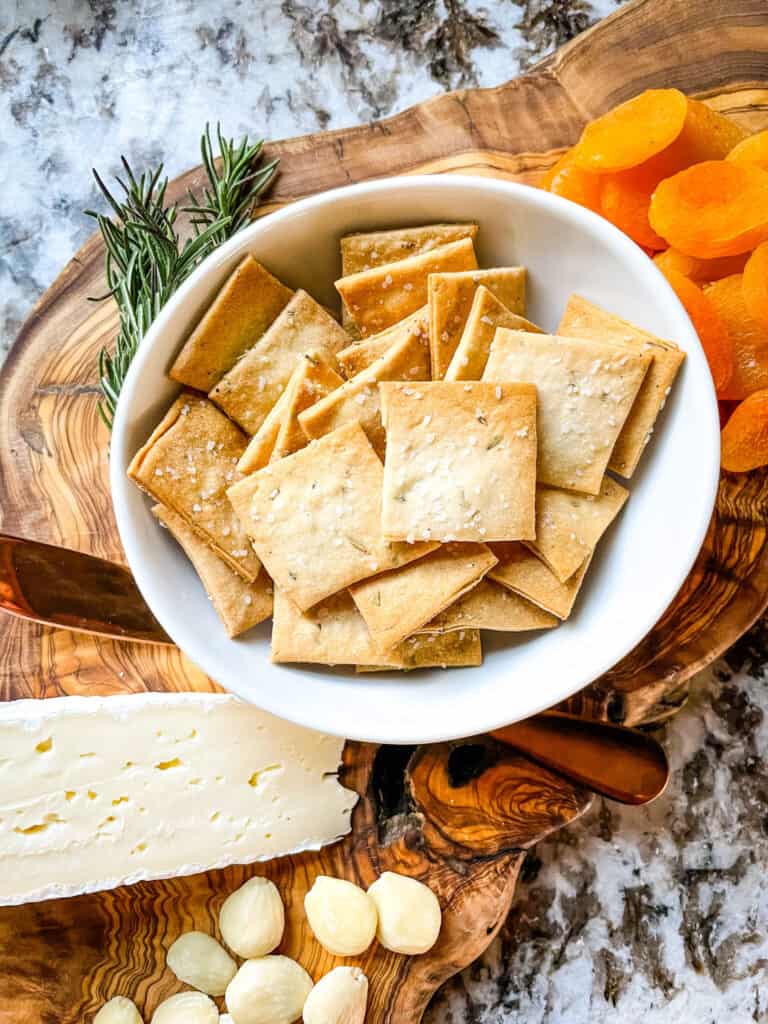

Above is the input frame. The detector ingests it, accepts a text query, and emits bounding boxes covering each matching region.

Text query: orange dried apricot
[719,399,738,429]
[660,266,733,394]
[597,103,745,253]
[600,161,669,250]
[742,241,768,328]
[669,99,747,165]
[540,150,603,214]
[705,274,768,399]
[654,248,748,283]
[649,161,768,258]
[572,89,689,173]
[727,129,768,172]
[721,390,768,472]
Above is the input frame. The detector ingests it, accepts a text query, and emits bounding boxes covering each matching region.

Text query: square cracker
[557,295,685,478]
[299,320,430,457]
[349,542,498,651]
[356,630,483,672]
[445,286,544,382]
[209,290,350,435]
[237,385,293,475]
[336,307,429,378]
[272,353,343,461]
[429,267,526,379]
[490,542,591,620]
[271,588,480,668]
[128,395,261,582]
[527,478,628,583]
[227,421,436,611]
[484,329,651,494]
[335,237,478,337]
[416,578,558,633]
[380,381,537,542]
[340,223,479,276]
[340,224,477,340]
[170,255,293,391]
[152,504,272,637]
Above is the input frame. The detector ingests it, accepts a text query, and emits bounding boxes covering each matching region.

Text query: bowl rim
[110,173,720,743]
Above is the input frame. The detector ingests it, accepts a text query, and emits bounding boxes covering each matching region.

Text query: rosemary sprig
[87,124,278,429]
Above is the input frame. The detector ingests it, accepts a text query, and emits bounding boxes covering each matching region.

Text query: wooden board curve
[0,0,768,1018]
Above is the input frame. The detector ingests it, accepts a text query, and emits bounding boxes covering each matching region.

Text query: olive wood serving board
[0,0,767,1019]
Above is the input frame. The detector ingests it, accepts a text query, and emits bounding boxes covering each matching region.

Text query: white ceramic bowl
[111,175,719,744]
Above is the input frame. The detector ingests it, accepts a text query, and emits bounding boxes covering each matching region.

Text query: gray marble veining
[3,2,768,1022]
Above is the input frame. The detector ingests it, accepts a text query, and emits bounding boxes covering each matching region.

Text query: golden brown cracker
[335,237,478,336]
[128,395,261,581]
[169,255,293,390]
[153,504,272,637]
[209,290,350,434]
[380,381,537,542]
[429,267,526,378]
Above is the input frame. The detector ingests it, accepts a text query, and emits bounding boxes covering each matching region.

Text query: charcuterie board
[1,0,767,1019]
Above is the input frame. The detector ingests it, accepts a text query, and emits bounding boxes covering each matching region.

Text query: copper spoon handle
[491,712,669,805]
[0,532,172,645]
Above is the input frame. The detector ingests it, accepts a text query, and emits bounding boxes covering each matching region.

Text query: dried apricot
[668,99,746,165]
[705,275,768,399]
[719,399,738,429]
[649,161,768,258]
[540,150,603,214]
[742,241,768,328]
[727,129,768,172]
[660,266,733,394]
[721,390,768,472]
[600,160,670,250]
[572,89,689,173]
[654,248,748,283]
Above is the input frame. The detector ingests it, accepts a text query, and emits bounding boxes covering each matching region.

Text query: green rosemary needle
[87,123,278,429]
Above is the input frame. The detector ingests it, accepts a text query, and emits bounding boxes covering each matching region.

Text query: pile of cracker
[129,223,684,671]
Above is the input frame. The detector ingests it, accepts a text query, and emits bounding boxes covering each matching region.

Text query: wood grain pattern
[0,741,589,1023]
[1,0,768,1019]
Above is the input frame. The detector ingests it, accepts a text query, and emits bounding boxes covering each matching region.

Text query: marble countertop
[2,1,767,1021]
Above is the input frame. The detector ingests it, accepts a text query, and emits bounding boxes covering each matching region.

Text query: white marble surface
[2,2,768,1021]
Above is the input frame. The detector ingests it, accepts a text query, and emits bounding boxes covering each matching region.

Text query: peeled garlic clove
[94,996,143,1024]
[219,876,285,958]
[150,991,219,1024]
[367,871,441,955]
[225,956,313,1024]
[166,931,237,996]
[302,966,368,1024]
[304,876,377,956]
[220,1017,235,1024]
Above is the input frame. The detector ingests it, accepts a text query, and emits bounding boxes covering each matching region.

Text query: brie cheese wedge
[0,693,355,906]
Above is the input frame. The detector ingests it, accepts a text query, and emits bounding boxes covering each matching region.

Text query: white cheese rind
[0,693,355,906]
